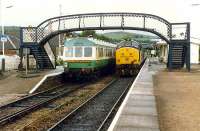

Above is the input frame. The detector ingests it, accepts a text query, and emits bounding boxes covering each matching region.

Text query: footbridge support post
[168,22,190,71]
[186,23,190,71]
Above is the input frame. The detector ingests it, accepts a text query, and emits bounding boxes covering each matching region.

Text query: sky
[1,0,200,38]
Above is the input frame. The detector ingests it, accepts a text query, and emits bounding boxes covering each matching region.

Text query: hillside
[0,26,20,38]
[102,31,158,43]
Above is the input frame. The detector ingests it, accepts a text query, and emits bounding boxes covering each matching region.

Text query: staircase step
[28,45,54,69]
[170,43,186,69]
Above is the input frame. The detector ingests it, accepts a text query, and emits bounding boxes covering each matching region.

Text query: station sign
[0,35,8,42]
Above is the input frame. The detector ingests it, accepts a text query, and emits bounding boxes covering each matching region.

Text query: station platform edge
[108,59,160,131]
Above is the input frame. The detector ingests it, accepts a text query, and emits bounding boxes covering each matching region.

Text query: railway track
[48,77,134,131]
[0,83,86,126]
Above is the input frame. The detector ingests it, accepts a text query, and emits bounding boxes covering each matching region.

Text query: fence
[0,55,20,71]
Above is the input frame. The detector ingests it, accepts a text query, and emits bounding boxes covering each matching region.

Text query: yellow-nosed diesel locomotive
[116,41,144,76]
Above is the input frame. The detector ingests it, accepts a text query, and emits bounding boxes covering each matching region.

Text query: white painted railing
[44,42,56,68]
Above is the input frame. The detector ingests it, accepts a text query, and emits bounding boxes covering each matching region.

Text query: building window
[84,47,92,57]
[65,47,73,57]
[75,47,82,57]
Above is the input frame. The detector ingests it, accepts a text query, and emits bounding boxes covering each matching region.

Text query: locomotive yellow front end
[116,47,141,76]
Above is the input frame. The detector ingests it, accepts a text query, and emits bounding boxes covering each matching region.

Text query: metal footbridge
[19,12,190,70]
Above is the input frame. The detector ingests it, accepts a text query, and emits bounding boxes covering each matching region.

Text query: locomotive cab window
[84,47,92,57]
[65,47,73,57]
[75,47,82,57]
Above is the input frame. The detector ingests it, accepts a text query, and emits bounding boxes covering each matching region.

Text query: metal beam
[186,23,190,71]
[143,16,146,28]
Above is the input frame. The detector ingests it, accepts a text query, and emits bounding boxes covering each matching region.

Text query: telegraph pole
[0,0,13,71]
[58,4,62,58]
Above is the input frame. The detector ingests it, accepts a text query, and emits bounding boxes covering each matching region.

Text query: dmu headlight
[63,62,68,68]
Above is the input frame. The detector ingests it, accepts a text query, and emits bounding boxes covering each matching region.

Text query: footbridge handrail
[21,12,180,45]
[37,12,171,28]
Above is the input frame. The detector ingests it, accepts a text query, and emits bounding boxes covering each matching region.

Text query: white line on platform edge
[29,71,63,94]
[107,59,148,131]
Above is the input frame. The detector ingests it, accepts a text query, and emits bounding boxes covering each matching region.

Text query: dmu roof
[64,38,95,46]
[64,37,116,48]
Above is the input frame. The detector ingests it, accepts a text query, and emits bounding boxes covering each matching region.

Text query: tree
[80,30,96,37]
[122,35,132,41]
[79,30,115,43]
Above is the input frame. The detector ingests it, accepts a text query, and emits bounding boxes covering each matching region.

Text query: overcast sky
[1,0,200,38]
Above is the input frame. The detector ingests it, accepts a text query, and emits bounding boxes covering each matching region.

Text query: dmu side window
[96,48,99,57]
[65,47,73,57]
[75,47,82,57]
[99,48,103,57]
[84,47,92,57]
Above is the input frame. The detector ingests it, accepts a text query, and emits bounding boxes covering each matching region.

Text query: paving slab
[134,82,153,88]
[131,88,154,95]
[116,115,159,128]
[128,94,155,101]
[126,99,156,107]
[114,127,160,131]
[122,106,157,116]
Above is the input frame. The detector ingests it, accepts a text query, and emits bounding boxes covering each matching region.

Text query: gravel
[1,75,114,131]
[154,65,200,131]
[50,78,133,131]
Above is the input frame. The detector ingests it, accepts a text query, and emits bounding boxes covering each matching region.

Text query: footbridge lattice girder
[19,12,190,70]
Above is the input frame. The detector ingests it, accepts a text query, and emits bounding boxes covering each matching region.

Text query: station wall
[0,55,20,71]
[190,43,199,64]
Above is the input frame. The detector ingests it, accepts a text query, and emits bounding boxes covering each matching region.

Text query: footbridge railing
[20,13,173,44]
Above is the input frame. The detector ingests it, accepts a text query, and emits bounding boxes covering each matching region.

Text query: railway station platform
[109,58,200,131]
[0,66,64,106]
[108,59,162,131]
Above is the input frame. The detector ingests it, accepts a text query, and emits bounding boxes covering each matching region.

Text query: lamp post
[58,4,62,58]
[0,0,4,56]
[0,0,13,56]
[0,0,13,71]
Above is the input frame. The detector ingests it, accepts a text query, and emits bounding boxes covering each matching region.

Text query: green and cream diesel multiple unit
[61,37,116,77]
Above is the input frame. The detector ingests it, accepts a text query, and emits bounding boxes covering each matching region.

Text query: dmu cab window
[75,47,82,57]
[65,47,73,57]
[84,47,92,57]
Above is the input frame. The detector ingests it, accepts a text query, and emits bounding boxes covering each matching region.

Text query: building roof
[0,35,20,50]
[156,38,200,46]
[191,37,200,45]
[65,38,95,46]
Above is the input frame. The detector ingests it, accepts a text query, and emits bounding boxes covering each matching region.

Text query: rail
[48,78,134,131]
[0,83,87,126]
